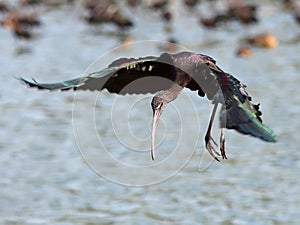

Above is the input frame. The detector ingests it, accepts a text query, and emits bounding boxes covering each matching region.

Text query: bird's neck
[157,83,183,103]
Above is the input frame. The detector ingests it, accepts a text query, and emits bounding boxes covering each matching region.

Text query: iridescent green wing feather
[16,67,115,91]
[216,70,277,142]
[17,53,176,94]
[220,95,277,142]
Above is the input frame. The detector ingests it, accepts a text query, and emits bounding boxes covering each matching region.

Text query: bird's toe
[220,139,227,159]
[205,136,220,161]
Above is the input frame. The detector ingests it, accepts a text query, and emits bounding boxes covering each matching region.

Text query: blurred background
[1,0,300,224]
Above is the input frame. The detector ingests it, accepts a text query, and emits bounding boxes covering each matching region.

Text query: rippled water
[1,1,300,224]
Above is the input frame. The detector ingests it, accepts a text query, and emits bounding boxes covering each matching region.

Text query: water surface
[0,1,299,224]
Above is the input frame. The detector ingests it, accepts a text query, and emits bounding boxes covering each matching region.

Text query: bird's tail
[220,95,277,142]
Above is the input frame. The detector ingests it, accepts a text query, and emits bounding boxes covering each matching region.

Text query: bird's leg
[220,128,227,159]
[205,103,220,161]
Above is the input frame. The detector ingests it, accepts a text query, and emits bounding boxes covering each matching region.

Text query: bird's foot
[220,129,227,159]
[220,136,227,159]
[205,135,220,161]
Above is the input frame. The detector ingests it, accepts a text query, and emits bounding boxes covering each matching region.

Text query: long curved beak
[151,108,162,160]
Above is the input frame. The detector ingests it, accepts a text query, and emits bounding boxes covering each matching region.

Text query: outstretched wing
[17,53,176,95]
[175,51,277,142]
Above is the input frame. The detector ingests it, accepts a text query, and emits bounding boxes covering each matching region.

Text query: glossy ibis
[17,51,277,161]
[85,1,133,29]
[228,3,258,24]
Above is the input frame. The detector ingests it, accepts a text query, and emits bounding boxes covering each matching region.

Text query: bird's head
[150,96,168,160]
[151,96,167,115]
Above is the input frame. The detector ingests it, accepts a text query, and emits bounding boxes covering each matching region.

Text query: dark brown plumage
[17,51,277,161]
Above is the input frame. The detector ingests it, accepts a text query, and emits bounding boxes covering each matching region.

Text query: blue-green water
[1,1,299,224]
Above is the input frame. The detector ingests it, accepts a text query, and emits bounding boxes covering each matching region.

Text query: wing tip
[16,76,43,89]
[15,76,27,83]
[16,76,59,91]
[261,131,278,143]
[16,76,34,85]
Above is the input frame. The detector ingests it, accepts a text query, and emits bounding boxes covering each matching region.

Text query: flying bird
[17,51,277,161]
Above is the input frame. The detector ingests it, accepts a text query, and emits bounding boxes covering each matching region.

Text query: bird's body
[17,51,277,160]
